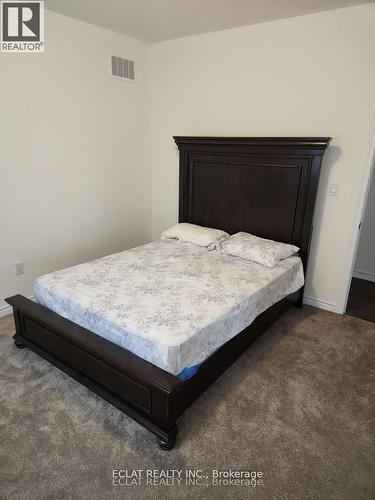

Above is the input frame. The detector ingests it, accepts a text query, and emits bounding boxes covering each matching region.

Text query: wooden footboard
[4,137,329,448]
[6,295,181,449]
[5,291,300,449]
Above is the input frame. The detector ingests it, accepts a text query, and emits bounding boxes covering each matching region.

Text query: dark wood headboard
[173,136,331,271]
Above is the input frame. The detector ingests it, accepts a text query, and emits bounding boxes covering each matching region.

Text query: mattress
[33,239,304,378]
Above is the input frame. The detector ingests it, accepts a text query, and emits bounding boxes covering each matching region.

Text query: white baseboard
[0,295,35,318]
[352,269,375,283]
[303,296,339,313]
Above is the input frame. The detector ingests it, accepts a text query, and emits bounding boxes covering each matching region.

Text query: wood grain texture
[174,136,331,275]
[6,137,331,449]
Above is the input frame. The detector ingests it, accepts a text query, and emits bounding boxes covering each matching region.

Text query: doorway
[346,159,375,323]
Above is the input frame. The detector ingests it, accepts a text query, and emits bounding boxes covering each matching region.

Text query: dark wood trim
[7,295,179,394]
[174,136,331,301]
[173,136,331,150]
[6,290,299,448]
[6,136,330,449]
[7,295,180,446]
[173,291,299,418]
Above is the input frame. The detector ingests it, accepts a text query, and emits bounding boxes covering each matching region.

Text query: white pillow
[217,232,299,267]
[161,223,228,248]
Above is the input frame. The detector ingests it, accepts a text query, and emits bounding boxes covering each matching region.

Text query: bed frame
[6,137,331,450]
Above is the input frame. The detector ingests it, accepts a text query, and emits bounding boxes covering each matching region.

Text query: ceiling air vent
[110,55,135,81]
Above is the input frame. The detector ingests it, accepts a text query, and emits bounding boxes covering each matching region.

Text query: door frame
[339,111,375,314]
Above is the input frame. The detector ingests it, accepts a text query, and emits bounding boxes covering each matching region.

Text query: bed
[6,136,331,449]
[33,239,304,379]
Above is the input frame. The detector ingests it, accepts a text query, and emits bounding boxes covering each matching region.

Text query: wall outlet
[14,261,24,275]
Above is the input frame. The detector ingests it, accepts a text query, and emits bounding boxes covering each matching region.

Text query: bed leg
[13,334,26,349]
[157,426,178,450]
[12,307,27,348]
[295,297,303,309]
[294,290,304,309]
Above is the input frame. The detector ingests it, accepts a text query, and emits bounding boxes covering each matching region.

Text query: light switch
[328,183,340,197]
[14,261,24,275]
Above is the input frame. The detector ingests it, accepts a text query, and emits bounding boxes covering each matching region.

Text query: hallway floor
[346,277,375,323]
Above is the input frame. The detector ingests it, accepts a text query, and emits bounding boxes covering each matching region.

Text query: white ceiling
[45,0,370,42]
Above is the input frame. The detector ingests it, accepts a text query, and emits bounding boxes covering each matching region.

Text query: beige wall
[150,3,375,313]
[0,10,151,314]
[1,4,374,317]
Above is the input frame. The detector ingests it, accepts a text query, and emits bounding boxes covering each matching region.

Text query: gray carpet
[0,306,374,500]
